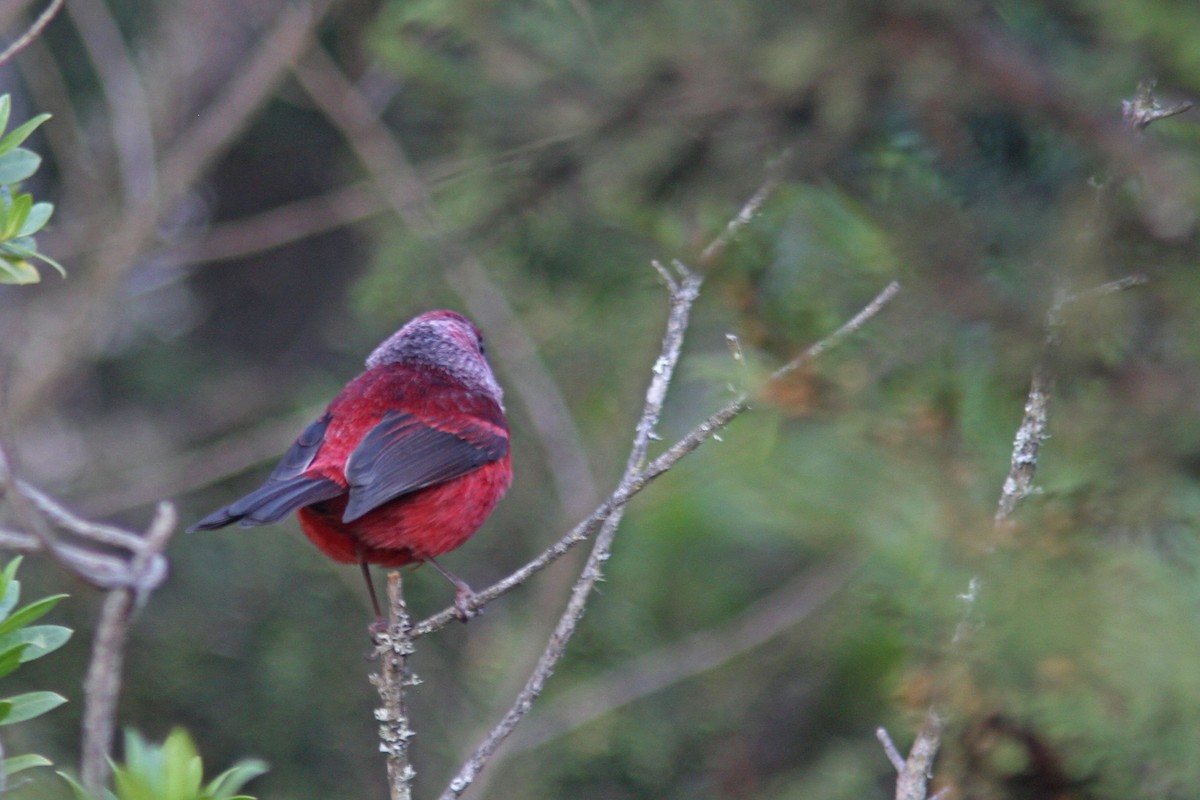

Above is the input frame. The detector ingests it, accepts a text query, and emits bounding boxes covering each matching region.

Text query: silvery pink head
[366,311,504,405]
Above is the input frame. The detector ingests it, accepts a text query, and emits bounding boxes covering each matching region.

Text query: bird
[189,310,512,620]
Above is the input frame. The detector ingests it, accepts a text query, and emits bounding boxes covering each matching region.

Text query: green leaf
[59,769,118,800]
[0,96,11,141]
[0,113,51,157]
[4,753,52,775]
[0,148,42,184]
[1,192,31,239]
[1,240,66,278]
[0,644,29,680]
[0,593,67,637]
[0,257,41,284]
[18,201,52,236]
[0,560,20,618]
[162,728,204,798]
[0,701,15,723]
[0,625,73,663]
[0,691,66,724]
[0,563,20,610]
[204,759,269,800]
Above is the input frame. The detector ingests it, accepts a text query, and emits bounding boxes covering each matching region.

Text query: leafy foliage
[0,94,60,285]
[62,729,267,800]
[0,557,69,785]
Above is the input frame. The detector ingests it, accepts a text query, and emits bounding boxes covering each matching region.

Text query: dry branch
[436,260,704,800]
[79,501,177,793]
[508,559,857,755]
[371,573,418,800]
[0,0,64,67]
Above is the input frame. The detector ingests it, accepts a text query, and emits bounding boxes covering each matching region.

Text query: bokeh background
[2,1,1200,798]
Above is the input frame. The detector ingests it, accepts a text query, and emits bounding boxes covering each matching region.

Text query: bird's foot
[453,586,479,622]
[367,616,389,642]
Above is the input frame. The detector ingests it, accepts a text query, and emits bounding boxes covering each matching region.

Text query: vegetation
[2,1,1200,799]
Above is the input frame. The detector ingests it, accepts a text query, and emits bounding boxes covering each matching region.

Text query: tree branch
[370,573,418,800]
[79,501,177,793]
[0,0,63,68]
[506,559,857,755]
[413,277,902,637]
[437,261,703,800]
[885,272,1149,798]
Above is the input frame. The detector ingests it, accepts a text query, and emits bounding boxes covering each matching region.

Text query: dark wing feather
[187,413,341,532]
[269,414,332,480]
[342,411,508,523]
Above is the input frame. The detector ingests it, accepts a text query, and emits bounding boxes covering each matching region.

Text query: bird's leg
[360,558,384,621]
[426,557,477,621]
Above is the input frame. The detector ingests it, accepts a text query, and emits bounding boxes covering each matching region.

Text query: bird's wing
[341,410,509,523]
[188,414,343,531]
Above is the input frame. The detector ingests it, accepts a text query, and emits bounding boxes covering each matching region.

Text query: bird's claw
[453,588,479,622]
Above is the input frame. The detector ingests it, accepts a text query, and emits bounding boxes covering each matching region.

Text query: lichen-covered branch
[370,574,418,800]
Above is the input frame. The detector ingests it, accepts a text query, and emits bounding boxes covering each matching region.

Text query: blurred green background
[2,0,1200,798]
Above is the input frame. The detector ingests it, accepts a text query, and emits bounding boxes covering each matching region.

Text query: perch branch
[437,261,703,800]
[413,277,901,636]
[370,573,418,800]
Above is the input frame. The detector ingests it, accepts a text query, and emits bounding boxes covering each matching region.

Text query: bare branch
[696,154,787,268]
[507,559,856,755]
[7,0,332,425]
[413,278,901,636]
[994,362,1054,524]
[893,272,1148,796]
[0,0,64,68]
[370,573,418,800]
[80,501,177,793]
[774,280,901,380]
[895,709,943,800]
[877,727,906,772]
[157,182,382,267]
[438,265,703,800]
[64,0,158,205]
[1122,80,1193,132]
[996,273,1146,525]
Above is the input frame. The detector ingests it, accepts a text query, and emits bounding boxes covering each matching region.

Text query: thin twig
[507,560,856,754]
[438,263,703,800]
[64,0,158,205]
[413,277,902,636]
[896,709,943,800]
[699,170,781,266]
[877,727,906,772]
[370,573,417,800]
[7,0,331,425]
[432,275,900,796]
[79,501,177,793]
[773,280,902,380]
[1121,79,1193,132]
[888,274,1147,797]
[0,0,64,68]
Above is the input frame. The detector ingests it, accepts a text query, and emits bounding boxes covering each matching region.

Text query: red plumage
[190,310,512,616]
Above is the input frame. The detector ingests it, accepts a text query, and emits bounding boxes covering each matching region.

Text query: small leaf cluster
[0,94,61,284]
[0,557,71,781]
[65,729,268,800]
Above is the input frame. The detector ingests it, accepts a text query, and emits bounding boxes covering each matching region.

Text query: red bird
[190,310,512,618]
